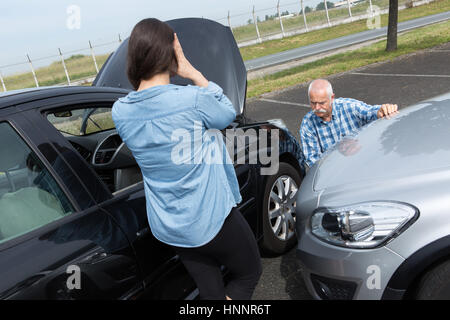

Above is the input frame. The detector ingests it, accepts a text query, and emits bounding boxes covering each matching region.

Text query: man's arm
[299,122,322,169]
[350,98,398,124]
[347,98,380,125]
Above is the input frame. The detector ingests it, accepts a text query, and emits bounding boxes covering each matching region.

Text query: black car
[0,18,304,299]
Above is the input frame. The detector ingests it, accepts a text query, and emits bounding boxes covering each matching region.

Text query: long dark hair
[127,18,178,90]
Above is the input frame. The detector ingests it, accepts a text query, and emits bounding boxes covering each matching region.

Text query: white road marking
[259,98,311,108]
[351,72,450,78]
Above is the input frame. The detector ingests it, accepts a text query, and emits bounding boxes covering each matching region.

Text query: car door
[19,92,196,299]
[109,184,197,299]
[0,105,142,299]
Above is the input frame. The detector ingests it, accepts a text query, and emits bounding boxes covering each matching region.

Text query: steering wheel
[91,133,137,169]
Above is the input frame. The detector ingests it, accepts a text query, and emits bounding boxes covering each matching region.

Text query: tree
[300,6,312,14]
[316,1,335,11]
[264,13,277,21]
[386,0,398,51]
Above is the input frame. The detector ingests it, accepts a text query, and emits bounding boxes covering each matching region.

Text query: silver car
[295,92,450,300]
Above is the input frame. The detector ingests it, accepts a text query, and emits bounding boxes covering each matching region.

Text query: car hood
[313,93,450,191]
[93,18,246,115]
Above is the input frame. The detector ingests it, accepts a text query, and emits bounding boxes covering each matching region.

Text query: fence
[219,0,427,46]
[0,0,436,92]
[0,35,123,92]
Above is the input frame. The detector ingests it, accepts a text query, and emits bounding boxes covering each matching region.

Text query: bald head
[308,79,333,100]
[307,79,335,122]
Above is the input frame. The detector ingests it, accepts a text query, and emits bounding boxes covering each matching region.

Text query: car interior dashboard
[63,129,142,193]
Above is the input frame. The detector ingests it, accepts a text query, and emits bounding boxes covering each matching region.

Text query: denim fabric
[112,81,242,247]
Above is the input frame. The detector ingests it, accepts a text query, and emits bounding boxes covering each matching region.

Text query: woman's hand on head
[173,33,194,78]
[173,33,208,87]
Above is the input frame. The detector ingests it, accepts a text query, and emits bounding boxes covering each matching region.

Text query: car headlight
[311,201,419,249]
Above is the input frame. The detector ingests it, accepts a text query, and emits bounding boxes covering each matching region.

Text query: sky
[0,0,324,75]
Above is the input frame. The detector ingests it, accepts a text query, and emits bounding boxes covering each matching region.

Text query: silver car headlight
[311,201,419,249]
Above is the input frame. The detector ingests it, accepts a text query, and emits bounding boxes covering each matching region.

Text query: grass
[49,109,114,136]
[246,19,450,98]
[2,54,110,91]
[240,0,450,61]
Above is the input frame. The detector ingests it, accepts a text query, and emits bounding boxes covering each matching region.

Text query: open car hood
[93,18,247,115]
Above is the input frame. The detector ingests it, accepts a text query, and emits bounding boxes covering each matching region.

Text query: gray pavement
[250,41,450,300]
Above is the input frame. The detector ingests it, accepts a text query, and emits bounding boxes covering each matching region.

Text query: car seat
[0,129,65,242]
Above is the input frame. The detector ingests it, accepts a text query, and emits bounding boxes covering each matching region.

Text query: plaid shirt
[299,97,381,168]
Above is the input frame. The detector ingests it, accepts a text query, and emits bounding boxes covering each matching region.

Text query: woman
[112,18,262,300]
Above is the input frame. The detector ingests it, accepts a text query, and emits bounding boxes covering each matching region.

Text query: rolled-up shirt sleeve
[194,81,236,130]
[351,99,381,124]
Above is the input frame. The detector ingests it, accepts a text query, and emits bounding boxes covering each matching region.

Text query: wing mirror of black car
[53,111,73,118]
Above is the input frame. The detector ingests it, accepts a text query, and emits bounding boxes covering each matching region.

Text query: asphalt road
[244,11,450,71]
[249,41,450,300]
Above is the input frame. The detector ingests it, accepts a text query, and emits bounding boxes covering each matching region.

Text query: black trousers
[173,207,262,300]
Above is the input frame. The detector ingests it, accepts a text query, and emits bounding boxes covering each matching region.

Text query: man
[300,79,398,168]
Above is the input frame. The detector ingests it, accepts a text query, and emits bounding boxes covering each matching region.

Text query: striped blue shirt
[299,97,381,167]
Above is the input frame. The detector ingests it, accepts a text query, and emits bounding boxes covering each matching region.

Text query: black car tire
[415,259,450,300]
[260,162,302,256]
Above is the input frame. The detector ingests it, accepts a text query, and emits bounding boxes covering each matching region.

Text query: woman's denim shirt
[112,81,242,247]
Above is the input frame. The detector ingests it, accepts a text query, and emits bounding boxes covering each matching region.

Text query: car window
[44,105,143,194]
[0,122,74,244]
[47,107,114,136]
